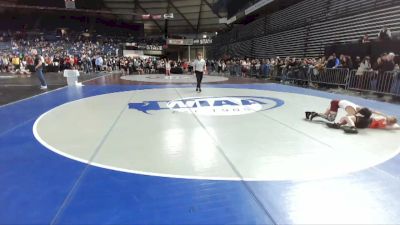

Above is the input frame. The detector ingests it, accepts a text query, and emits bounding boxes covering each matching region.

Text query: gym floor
[1,73,400,224]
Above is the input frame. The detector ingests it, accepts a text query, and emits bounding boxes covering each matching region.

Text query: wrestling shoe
[309,112,318,121]
[305,112,312,120]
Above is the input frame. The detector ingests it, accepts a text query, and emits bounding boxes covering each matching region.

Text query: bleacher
[306,5,400,57]
[327,0,394,18]
[212,0,400,59]
[266,0,328,33]
[237,17,266,40]
[253,27,307,58]
[227,40,252,58]
[0,42,11,51]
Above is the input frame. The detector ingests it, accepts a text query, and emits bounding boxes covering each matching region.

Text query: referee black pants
[195,71,203,89]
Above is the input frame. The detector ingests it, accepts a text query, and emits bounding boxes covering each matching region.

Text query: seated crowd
[0,30,198,77]
[0,30,121,75]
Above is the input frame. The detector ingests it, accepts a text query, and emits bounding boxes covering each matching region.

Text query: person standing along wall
[165,59,171,76]
[32,49,47,90]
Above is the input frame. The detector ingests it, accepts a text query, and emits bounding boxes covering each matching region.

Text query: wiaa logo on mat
[128,96,284,116]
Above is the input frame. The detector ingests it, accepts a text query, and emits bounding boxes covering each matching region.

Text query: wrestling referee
[193,53,206,93]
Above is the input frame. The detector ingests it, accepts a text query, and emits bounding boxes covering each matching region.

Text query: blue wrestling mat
[1,83,400,224]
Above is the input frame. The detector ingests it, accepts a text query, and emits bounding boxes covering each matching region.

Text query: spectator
[378,26,392,41]
[354,56,361,69]
[217,60,222,74]
[95,55,103,72]
[355,56,372,89]
[14,59,31,77]
[340,55,353,70]
[314,57,326,75]
[361,34,370,44]
[12,54,20,72]
[356,56,372,74]
[326,53,339,68]
[374,53,395,93]
[382,53,395,72]
[1,54,9,72]
[32,49,47,90]
[165,59,171,76]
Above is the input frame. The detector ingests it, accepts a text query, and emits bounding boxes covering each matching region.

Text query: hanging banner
[193,39,213,45]
[167,39,194,46]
